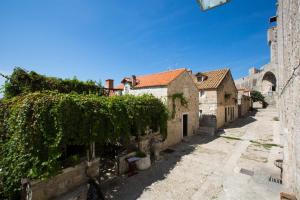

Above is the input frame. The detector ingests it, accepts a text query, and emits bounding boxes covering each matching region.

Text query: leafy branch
[0,92,168,198]
[169,93,188,119]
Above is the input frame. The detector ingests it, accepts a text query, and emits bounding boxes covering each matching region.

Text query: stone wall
[30,158,99,200]
[235,25,279,106]
[199,71,238,129]
[128,87,168,103]
[276,0,300,198]
[127,71,199,150]
[238,90,252,117]
[238,95,251,117]
[216,72,238,128]
[199,89,218,128]
[164,71,199,149]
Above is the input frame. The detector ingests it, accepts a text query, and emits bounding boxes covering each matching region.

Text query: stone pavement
[102,108,287,200]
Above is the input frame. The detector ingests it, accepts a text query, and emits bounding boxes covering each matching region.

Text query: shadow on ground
[101,110,260,199]
[101,134,217,200]
[220,110,258,131]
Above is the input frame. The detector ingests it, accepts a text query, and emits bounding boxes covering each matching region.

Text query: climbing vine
[1,67,103,98]
[169,93,188,119]
[0,92,168,199]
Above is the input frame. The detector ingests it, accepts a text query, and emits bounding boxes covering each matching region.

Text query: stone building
[241,1,300,197]
[235,24,279,106]
[275,0,300,198]
[193,69,238,131]
[237,88,252,117]
[115,68,199,149]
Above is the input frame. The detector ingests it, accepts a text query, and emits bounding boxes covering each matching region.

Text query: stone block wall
[30,158,99,200]
[216,72,238,128]
[127,71,199,150]
[164,71,199,149]
[238,95,251,117]
[276,0,300,198]
[199,90,218,127]
[199,90,218,115]
[129,87,168,103]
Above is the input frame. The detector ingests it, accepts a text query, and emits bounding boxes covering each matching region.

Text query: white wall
[128,87,168,103]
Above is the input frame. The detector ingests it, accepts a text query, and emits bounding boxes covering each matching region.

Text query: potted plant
[135,151,151,170]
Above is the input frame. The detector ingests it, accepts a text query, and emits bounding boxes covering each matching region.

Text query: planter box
[136,155,151,170]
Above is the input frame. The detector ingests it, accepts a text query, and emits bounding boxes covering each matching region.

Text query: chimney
[132,75,136,87]
[105,79,114,90]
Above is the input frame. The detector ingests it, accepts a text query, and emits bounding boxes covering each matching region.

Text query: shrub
[0,92,168,198]
[250,90,265,102]
[1,67,103,98]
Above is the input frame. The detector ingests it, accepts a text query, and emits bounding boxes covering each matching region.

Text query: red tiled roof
[114,84,124,90]
[194,68,229,89]
[117,68,186,89]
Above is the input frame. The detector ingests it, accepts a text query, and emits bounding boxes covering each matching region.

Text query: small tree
[250,90,265,102]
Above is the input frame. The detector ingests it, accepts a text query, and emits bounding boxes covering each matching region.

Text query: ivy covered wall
[0,92,168,199]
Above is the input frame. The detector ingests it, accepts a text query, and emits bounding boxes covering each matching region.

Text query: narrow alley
[103,107,285,200]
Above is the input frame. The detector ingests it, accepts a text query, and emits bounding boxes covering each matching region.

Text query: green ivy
[169,93,188,119]
[2,67,103,98]
[0,92,168,199]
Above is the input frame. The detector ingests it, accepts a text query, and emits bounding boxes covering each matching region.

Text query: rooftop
[116,68,186,89]
[194,68,229,89]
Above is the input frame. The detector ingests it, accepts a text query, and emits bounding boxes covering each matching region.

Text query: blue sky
[0,0,276,93]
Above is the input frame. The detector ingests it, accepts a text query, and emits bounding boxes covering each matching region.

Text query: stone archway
[262,71,277,93]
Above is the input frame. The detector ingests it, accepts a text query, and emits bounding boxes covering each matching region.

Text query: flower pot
[136,155,151,170]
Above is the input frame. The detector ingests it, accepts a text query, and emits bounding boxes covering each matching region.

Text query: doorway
[225,107,227,123]
[183,114,188,137]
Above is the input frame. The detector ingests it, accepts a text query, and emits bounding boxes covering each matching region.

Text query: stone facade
[29,159,99,200]
[199,89,218,128]
[165,71,199,148]
[238,89,252,117]
[120,70,199,150]
[235,65,278,106]
[215,72,239,128]
[235,25,279,106]
[196,70,238,129]
[276,0,300,198]
[127,87,168,103]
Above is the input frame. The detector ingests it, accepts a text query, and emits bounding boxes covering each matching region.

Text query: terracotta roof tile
[118,68,186,89]
[114,84,124,90]
[194,68,229,89]
[135,68,186,88]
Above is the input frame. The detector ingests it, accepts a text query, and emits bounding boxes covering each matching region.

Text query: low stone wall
[117,152,136,175]
[30,158,99,200]
[238,96,252,117]
[199,114,217,128]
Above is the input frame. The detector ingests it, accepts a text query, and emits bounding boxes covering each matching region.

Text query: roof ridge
[194,68,231,90]
[136,68,186,78]
[196,68,229,74]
